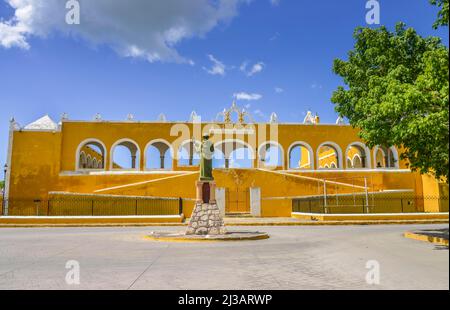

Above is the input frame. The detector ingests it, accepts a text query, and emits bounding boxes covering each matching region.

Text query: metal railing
[292,195,449,214]
[1,196,184,216]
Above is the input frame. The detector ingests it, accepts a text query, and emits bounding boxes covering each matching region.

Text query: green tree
[332,23,449,181]
[430,0,449,29]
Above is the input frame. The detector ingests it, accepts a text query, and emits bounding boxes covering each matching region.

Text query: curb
[144,233,270,243]
[0,219,447,228]
[225,219,449,226]
[404,232,449,246]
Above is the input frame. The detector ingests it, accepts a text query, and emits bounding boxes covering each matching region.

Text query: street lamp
[2,164,7,214]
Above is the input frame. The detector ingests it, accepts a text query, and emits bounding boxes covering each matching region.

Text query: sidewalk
[0,215,447,228]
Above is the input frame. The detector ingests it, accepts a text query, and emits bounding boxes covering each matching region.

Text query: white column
[215,187,226,217]
[250,187,261,217]
[4,120,16,216]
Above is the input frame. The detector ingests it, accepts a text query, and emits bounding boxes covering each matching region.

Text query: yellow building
[2,105,448,217]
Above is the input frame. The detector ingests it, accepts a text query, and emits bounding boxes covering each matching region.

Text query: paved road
[0,224,448,290]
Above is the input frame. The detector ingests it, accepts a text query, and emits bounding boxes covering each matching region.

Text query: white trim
[75,138,107,172]
[61,120,355,126]
[60,170,189,176]
[94,171,198,193]
[345,142,372,169]
[258,169,369,190]
[287,141,315,170]
[281,169,411,173]
[317,141,343,170]
[257,140,285,169]
[110,138,141,171]
[292,212,447,217]
[144,139,174,170]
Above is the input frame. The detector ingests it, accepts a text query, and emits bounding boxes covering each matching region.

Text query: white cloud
[203,54,226,75]
[311,83,323,89]
[240,61,265,76]
[0,0,249,63]
[248,62,264,76]
[275,87,284,93]
[234,92,262,101]
[239,61,248,72]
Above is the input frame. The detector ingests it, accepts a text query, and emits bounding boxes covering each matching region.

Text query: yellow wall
[421,174,449,212]
[4,120,447,216]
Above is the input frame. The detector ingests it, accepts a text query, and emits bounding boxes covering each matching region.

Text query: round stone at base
[146,231,269,242]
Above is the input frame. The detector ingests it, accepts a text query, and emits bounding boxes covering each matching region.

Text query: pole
[364,177,369,213]
[1,165,6,215]
[323,180,327,214]
[179,197,183,215]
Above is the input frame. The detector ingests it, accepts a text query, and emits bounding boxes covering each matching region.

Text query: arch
[317,141,343,169]
[110,138,141,170]
[178,139,201,167]
[346,157,352,169]
[79,151,87,169]
[374,146,399,169]
[86,155,92,169]
[144,139,174,170]
[330,162,337,169]
[75,138,107,171]
[287,141,314,170]
[387,147,399,168]
[258,141,285,169]
[352,154,362,168]
[345,142,371,169]
[214,139,255,169]
[92,158,98,169]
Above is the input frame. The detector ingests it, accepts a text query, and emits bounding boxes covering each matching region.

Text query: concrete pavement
[0,224,448,290]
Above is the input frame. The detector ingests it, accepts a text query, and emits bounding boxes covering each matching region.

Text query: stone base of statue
[186,181,226,235]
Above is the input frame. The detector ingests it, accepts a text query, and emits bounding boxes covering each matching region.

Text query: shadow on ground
[413,228,449,250]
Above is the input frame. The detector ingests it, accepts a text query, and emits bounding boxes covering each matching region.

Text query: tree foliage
[332,23,449,181]
[430,0,449,29]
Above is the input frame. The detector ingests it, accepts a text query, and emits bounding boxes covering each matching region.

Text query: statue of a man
[195,135,214,181]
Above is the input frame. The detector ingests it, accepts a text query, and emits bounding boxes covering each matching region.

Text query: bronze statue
[195,135,214,181]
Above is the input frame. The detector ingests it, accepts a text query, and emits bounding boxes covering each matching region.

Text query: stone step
[225,213,253,218]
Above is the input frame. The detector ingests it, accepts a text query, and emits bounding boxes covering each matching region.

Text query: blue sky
[0,0,448,167]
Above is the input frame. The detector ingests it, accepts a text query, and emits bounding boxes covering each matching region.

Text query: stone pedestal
[186,202,227,235]
[187,181,226,235]
[196,180,216,204]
